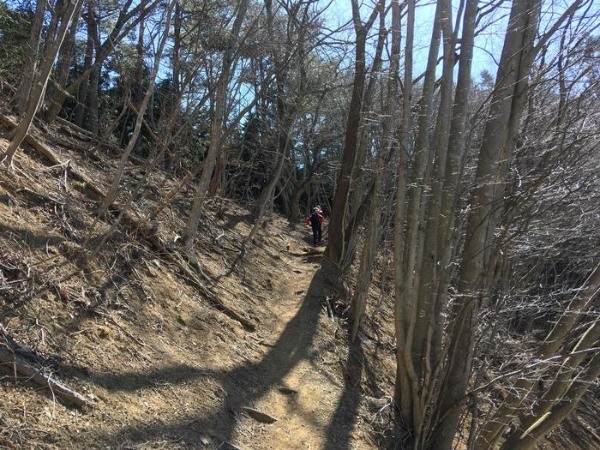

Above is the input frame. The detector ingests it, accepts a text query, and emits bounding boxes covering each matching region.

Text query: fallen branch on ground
[0,325,94,409]
[168,252,256,331]
[287,248,323,257]
[237,406,277,424]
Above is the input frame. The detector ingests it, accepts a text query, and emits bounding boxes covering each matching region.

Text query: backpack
[310,212,320,226]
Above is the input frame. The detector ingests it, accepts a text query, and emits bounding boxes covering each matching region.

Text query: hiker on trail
[305,206,324,246]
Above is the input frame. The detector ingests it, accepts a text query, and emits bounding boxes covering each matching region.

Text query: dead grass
[2,110,596,450]
[0,114,398,449]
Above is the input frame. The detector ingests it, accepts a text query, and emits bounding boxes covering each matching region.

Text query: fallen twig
[237,406,277,424]
[168,252,256,331]
[0,326,93,409]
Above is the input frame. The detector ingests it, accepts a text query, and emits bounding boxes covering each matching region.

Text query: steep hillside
[2,114,597,450]
[0,114,398,449]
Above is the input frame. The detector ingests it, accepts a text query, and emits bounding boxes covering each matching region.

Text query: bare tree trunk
[340,11,387,271]
[394,0,444,437]
[73,2,96,127]
[2,0,83,168]
[404,0,480,442]
[408,0,455,412]
[350,0,400,341]
[43,0,84,122]
[164,0,182,171]
[324,0,384,266]
[431,0,542,447]
[43,0,162,125]
[86,4,101,136]
[243,123,293,249]
[500,347,600,450]
[393,0,414,428]
[183,0,249,254]
[83,0,175,247]
[477,260,600,447]
[13,0,46,115]
[87,58,101,134]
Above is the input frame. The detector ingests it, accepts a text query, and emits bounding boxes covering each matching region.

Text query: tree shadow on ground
[324,336,366,450]
[0,223,66,249]
[82,259,357,448]
[221,211,256,231]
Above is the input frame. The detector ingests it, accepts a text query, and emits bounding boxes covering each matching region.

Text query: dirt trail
[234,249,345,450]
[0,128,373,449]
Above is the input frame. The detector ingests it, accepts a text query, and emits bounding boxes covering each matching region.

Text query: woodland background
[1,0,599,449]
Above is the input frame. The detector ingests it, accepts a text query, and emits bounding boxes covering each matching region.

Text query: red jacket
[305,211,324,227]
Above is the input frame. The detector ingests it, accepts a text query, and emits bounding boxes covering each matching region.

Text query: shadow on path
[91,260,352,448]
[324,338,365,450]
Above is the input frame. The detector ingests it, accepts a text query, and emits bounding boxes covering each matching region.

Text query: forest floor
[0,111,597,450]
[0,112,397,449]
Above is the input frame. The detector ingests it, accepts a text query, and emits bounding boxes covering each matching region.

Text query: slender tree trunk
[393,0,414,427]
[165,1,182,171]
[13,0,46,115]
[500,348,600,450]
[86,36,101,135]
[244,120,294,248]
[431,1,542,447]
[405,0,480,443]
[83,0,175,246]
[395,0,444,437]
[409,0,455,405]
[477,260,600,447]
[43,0,84,122]
[184,0,249,253]
[350,0,400,340]
[74,2,96,127]
[324,0,383,266]
[43,0,161,125]
[341,12,387,271]
[2,0,83,167]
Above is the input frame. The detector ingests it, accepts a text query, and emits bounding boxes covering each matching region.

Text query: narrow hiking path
[84,230,367,450]
[1,157,376,449]
[231,247,348,450]
[0,121,385,450]
[237,248,343,449]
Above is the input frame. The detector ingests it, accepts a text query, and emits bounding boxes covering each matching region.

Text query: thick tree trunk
[430,1,542,447]
[288,181,309,221]
[324,0,383,266]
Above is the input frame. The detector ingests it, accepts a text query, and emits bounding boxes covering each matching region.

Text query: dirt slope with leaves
[1,112,597,450]
[0,112,398,450]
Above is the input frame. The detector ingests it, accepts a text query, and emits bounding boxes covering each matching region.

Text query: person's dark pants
[312,225,322,246]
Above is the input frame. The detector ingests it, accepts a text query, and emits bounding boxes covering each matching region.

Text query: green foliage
[0,1,32,86]
[226,111,276,201]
